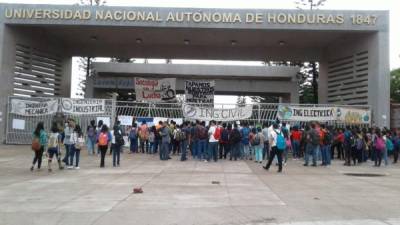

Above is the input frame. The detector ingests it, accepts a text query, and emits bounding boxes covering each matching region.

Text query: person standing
[304,123,320,167]
[253,127,264,163]
[207,120,220,162]
[86,120,97,155]
[343,126,354,166]
[262,123,270,160]
[96,120,104,155]
[71,124,84,169]
[263,123,284,173]
[138,121,149,153]
[112,121,124,167]
[63,119,75,168]
[291,125,302,160]
[159,121,171,160]
[149,126,156,154]
[240,122,251,160]
[128,123,138,154]
[180,122,190,161]
[47,123,64,172]
[321,125,332,166]
[196,121,208,161]
[229,123,241,161]
[220,123,230,159]
[31,122,47,171]
[374,130,385,167]
[98,125,111,168]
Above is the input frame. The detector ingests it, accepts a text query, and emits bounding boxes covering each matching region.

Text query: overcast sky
[1,0,399,101]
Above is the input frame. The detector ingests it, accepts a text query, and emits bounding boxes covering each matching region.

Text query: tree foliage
[391,68,400,103]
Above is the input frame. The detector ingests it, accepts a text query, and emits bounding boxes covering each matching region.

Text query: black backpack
[230,129,241,144]
[114,128,125,146]
[323,131,332,145]
[221,129,229,142]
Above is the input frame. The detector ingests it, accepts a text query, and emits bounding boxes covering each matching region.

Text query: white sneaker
[75,167,80,170]
[204,160,208,163]
[67,166,73,169]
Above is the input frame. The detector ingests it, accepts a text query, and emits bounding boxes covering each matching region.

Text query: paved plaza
[1,145,400,225]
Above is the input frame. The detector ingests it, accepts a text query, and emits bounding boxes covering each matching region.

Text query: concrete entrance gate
[0,4,390,143]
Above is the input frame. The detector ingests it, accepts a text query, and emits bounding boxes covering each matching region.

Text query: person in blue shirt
[240,122,251,160]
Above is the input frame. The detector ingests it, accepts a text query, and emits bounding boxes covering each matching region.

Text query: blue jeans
[113,144,121,166]
[263,141,269,160]
[231,142,240,160]
[255,146,263,162]
[197,139,207,160]
[192,139,198,159]
[321,144,331,165]
[129,138,138,153]
[305,144,318,166]
[292,140,300,159]
[149,142,154,154]
[207,142,219,162]
[180,140,188,161]
[69,144,76,167]
[242,144,250,160]
[87,137,96,155]
[383,147,388,166]
[160,142,170,160]
[153,139,159,153]
[63,144,73,165]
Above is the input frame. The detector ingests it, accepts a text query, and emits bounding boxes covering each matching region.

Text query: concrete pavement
[0,145,400,225]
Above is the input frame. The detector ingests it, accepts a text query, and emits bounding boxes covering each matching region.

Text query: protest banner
[10,99,58,116]
[185,80,215,104]
[135,78,176,102]
[336,107,371,124]
[277,105,336,121]
[61,99,105,114]
[182,104,252,121]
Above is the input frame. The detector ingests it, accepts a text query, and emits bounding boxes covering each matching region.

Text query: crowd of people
[30,117,400,173]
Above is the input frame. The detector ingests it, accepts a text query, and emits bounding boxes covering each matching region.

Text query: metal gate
[4,96,371,144]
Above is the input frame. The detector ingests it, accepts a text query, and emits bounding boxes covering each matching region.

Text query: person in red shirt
[335,129,345,160]
[291,126,302,159]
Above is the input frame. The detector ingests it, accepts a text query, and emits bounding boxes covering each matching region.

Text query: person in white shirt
[207,120,219,162]
[263,123,284,173]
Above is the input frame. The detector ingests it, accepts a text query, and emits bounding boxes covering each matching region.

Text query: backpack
[386,138,394,152]
[31,137,41,152]
[323,131,332,145]
[139,125,149,140]
[241,128,250,144]
[198,126,208,140]
[129,128,137,139]
[98,132,108,146]
[87,126,95,138]
[375,137,385,151]
[213,127,221,140]
[251,133,260,146]
[276,130,286,151]
[221,129,229,143]
[48,133,59,148]
[230,129,241,144]
[114,128,125,146]
[175,130,186,141]
[356,138,364,150]
[311,130,320,146]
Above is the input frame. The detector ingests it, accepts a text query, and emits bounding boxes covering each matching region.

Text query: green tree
[391,68,400,102]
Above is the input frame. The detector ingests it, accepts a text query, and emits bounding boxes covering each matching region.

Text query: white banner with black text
[61,99,106,114]
[182,104,253,121]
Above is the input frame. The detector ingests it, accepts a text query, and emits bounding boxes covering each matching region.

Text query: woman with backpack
[86,120,97,155]
[47,123,64,172]
[98,125,111,168]
[31,122,48,171]
[70,124,84,169]
[253,127,264,163]
[96,120,104,155]
[374,130,385,167]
